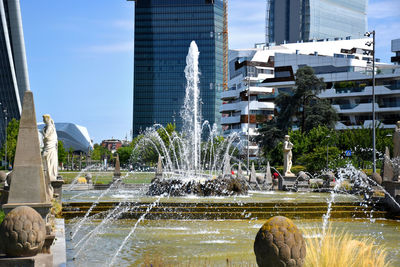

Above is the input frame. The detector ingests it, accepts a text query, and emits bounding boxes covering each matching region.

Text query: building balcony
[221,90,239,100]
[248,86,274,94]
[221,116,241,125]
[319,85,400,99]
[220,102,241,112]
[333,103,400,114]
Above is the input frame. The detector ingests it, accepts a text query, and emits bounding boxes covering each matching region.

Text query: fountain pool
[62,41,400,266]
[66,217,400,266]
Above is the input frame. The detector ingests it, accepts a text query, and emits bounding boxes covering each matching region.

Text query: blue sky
[20,0,400,143]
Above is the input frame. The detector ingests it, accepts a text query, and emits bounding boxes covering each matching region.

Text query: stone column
[2,91,51,218]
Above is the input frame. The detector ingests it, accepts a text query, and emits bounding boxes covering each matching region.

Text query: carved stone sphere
[0,206,46,257]
[0,171,7,182]
[254,216,306,267]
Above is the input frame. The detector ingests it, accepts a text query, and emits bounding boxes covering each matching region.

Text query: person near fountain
[394,121,400,158]
[283,135,295,177]
[42,114,58,198]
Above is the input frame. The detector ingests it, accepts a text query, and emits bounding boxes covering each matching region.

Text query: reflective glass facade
[133,0,223,136]
[0,0,28,148]
[266,0,367,45]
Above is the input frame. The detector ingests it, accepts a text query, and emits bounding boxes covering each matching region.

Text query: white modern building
[38,123,94,153]
[222,38,400,157]
[259,38,400,130]
[221,49,276,158]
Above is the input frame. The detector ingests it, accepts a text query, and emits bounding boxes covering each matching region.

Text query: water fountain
[132,41,249,197]
[61,42,400,266]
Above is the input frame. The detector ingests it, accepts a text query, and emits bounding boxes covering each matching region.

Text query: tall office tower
[266,0,367,45]
[0,0,30,148]
[132,0,223,137]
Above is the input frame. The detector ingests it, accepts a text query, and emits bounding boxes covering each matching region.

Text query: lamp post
[0,103,8,169]
[247,77,250,175]
[4,107,7,169]
[326,135,330,169]
[365,30,376,172]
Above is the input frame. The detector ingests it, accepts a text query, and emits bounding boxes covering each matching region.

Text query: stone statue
[42,114,58,197]
[283,135,295,177]
[393,121,400,158]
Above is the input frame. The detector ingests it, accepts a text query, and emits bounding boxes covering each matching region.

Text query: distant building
[223,38,400,157]
[266,0,367,45]
[392,39,400,65]
[221,49,275,158]
[38,123,94,153]
[131,0,223,137]
[101,139,122,154]
[259,39,400,130]
[0,0,30,147]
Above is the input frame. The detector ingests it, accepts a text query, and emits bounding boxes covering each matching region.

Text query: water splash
[70,171,132,240]
[109,194,165,266]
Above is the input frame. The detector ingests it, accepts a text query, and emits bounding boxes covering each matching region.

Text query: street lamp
[245,76,250,175]
[326,135,331,169]
[365,30,376,172]
[4,107,7,169]
[0,103,7,169]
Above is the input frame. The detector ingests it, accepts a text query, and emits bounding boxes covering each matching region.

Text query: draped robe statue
[283,135,295,177]
[393,121,400,158]
[42,114,58,198]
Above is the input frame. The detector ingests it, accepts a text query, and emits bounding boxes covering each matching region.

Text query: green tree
[257,66,338,160]
[117,146,133,166]
[130,123,178,166]
[277,66,337,133]
[0,118,20,167]
[58,140,67,165]
[91,144,112,161]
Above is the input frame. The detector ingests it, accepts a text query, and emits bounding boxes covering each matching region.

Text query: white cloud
[368,0,400,19]
[228,0,265,48]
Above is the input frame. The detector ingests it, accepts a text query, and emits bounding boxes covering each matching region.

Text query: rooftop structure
[392,39,400,65]
[266,0,367,45]
[101,139,122,154]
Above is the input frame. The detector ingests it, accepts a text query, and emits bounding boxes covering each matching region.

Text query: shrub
[339,180,352,191]
[0,208,4,224]
[303,225,390,267]
[51,199,62,218]
[275,165,306,176]
[362,169,381,176]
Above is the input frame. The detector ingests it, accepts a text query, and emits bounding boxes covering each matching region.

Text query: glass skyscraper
[0,0,30,148]
[266,0,367,45]
[132,0,223,136]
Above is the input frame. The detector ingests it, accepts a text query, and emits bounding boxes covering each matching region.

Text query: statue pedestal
[382,181,400,213]
[0,188,8,205]
[2,203,52,220]
[279,176,297,191]
[0,253,53,267]
[51,180,64,200]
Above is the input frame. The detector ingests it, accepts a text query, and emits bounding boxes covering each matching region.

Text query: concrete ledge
[53,219,66,267]
[2,203,51,219]
[0,253,53,267]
